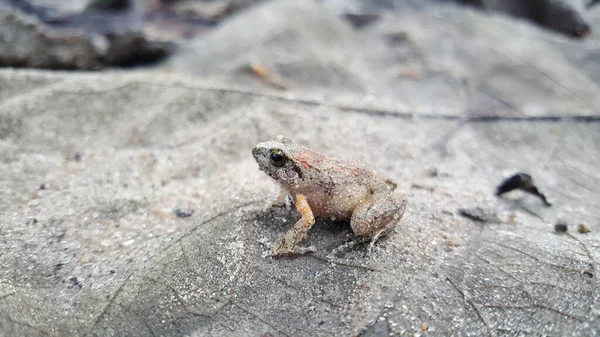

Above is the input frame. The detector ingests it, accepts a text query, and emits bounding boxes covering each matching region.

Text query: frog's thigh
[350,194,407,237]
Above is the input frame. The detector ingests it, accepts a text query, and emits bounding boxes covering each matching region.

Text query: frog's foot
[367,229,388,255]
[350,194,407,252]
[272,225,315,256]
[271,188,292,209]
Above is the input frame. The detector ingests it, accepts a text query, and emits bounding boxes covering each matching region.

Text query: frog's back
[289,146,393,190]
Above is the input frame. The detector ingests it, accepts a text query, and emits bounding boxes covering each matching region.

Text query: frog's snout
[252,145,270,173]
[252,146,268,163]
[252,146,261,159]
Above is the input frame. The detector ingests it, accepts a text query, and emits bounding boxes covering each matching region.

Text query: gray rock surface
[1,0,599,336]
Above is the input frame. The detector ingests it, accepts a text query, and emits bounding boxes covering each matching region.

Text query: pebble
[174,208,193,218]
[554,221,568,233]
[578,223,591,234]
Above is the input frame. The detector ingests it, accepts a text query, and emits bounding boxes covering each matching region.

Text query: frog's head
[252,135,303,187]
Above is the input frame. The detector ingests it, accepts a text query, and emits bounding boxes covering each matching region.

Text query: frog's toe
[295,246,316,255]
[366,229,387,255]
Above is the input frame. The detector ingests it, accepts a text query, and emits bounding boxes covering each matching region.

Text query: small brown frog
[252,135,407,255]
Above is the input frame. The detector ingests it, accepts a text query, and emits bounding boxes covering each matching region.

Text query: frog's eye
[269,149,286,167]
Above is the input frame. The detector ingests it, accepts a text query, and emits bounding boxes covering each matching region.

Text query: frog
[252,135,407,256]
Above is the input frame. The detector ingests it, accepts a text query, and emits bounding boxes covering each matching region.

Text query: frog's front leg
[272,194,316,256]
[350,194,407,251]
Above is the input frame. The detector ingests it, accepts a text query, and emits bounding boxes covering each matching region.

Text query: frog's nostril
[252,146,260,158]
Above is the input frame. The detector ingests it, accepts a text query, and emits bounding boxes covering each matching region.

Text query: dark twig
[446,276,494,337]
[230,302,292,337]
[495,173,551,206]
[116,303,157,337]
[53,81,600,123]
[566,233,596,278]
[91,274,133,331]
[138,275,211,318]
[497,243,593,276]
[307,254,379,272]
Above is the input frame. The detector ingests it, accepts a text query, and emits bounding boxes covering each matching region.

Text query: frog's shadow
[253,206,370,254]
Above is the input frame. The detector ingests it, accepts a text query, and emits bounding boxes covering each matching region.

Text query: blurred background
[1,0,599,117]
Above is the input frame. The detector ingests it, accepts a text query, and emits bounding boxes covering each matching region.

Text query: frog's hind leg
[350,195,407,252]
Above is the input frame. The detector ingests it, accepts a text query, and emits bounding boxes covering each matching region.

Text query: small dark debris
[174,208,193,218]
[25,218,38,225]
[69,277,82,288]
[554,220,568,233]
[53,263,64,272]
[411,183,434,192]
[458,206,502,224]
[578,223,591,234]
[495,172,551,206]
[465,0,592,38]
[343,13,381,29]
[39,183,47,190]
[54,230,67,242]
[85,0,132,12]
[110,268,117,274]
[72,152,83,161]
[426,166,449,177]
[385,31,411,44]
[427,167,439,177]
[460,0,483,6]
